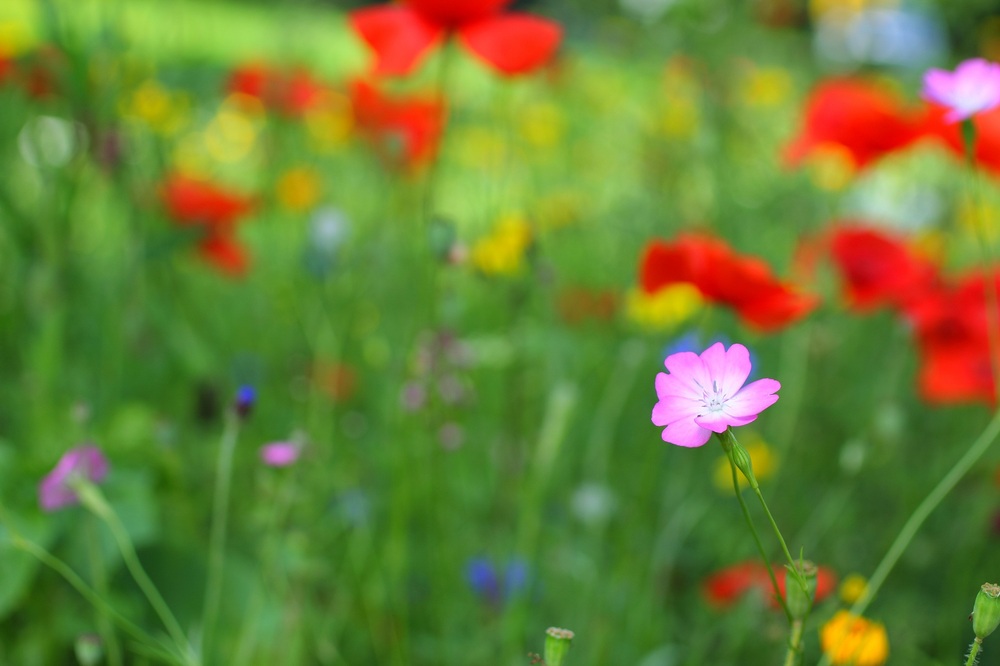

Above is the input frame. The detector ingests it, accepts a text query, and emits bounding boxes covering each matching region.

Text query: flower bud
[74,634,103,666]
[972,582,1000,640]
[544,627,574,666]
[784,560,817,620]
[234,385,256,420]
[717,429,759,490]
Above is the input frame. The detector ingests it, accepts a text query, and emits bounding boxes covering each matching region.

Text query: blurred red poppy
[227,63,327,117]
[783,78,925,171]
[827,224,940,312]
[350,0,561,77]
[640,234,817,331]
[704,560,836,609]
[905,271,999,405]
[350,78,444,171]
[160,175,256,276]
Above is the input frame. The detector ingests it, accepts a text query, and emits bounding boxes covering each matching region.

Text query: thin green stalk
[726,455,791,622]
[202,411,241,654]
[967,638,983,666]
[86,515,123,666]
[817,408,1000,666]
[783,619,803,666]
[75,482,198,665]
[7,532,165,654]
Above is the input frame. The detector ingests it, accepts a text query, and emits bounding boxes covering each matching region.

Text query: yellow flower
[276,167,322,213]
[806,144,855,191]
[519,102,565,149]
[470,215,533,276]
[740,66,793,108]
[625,284,703,331]
[839,574,869,605]
[958,196,1000,244]
[820,611,889,666]
[121,80,191,135]
[712,435,777,492]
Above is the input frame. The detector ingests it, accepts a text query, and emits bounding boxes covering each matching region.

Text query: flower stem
[725,452,792,622]
[86,515,123,666]
[783,619,804,666]
[817,408,1000,666]
[202,411,241,654]
[967,638,983,666]
[74,482,198,665]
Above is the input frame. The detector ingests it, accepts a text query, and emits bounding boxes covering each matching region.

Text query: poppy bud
[784,560,817,620]
[972,582,1000,640]
[544,627,574,666]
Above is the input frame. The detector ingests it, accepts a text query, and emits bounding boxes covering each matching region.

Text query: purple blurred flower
[922,58,1000,123]
[234,385,256,419]
[38,445,109,512]
[260,441,300,467]
[466,556,530,606]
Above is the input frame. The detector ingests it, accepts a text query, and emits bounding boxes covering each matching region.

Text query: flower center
[703,379,727,412]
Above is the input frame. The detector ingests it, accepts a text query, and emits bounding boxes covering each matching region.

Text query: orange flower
[820,611,889,666]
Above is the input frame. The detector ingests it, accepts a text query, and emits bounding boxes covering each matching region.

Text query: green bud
[717,429,759,490]
[972,583,1000,640]
[784,560,817,620]
[544,627,574,666]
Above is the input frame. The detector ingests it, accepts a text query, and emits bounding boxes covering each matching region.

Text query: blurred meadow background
[2,0,1000,664]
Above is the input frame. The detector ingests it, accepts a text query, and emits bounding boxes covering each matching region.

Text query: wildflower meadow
[4,0,1000,665]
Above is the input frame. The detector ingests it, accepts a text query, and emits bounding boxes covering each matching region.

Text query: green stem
[726,455,791,622]
[75,482,198,665]
[202,411,241,654]
[967,638,983,666]
[86,515,123,666]
[783,619,803,666]
[817,408,1000,666]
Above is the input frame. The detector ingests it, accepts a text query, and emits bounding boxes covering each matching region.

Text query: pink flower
[260,442,300,467]
[38,445,109,511]
[922,58,1000,124]
[651,342,780,448]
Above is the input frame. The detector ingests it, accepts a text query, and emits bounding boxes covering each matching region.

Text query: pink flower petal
[458,14,561,76]
[661,417,713,447]
[716,343,753,398]
[695,410,758,431]
[664,350,711,395]
[725,378,781,418]
[652,394,702,426]
[350,6,443,76]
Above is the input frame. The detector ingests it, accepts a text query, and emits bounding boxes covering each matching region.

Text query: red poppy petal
[199,236,249,276]
[458,14,561,76]
[350,6,443,77]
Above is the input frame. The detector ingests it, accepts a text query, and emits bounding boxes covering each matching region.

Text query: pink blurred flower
[922,58,1000,123]
[260,442,300,467]
[651,342,780,448]
[38,445,109,512]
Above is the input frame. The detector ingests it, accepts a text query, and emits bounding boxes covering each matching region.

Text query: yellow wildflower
[470,215,533,276]
[820,611,889,666]
[740,66,793,108]
[625,284,703,332]
[807,144,855,191]
[276,167,322,213]
[839,574,869,605]
[121,80,191,135]
[519,102,565,149]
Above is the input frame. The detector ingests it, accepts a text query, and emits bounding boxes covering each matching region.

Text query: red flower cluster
[703,560,837,609]
[226,63,328,118]
[783,78,926,171]
[639,234,818,331]
[825,223,1000,405]
[349,79,445,172]
[160,175,256,276]
[826,225,939,312]
[784,76,1000,177]
[350,0,561,77]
